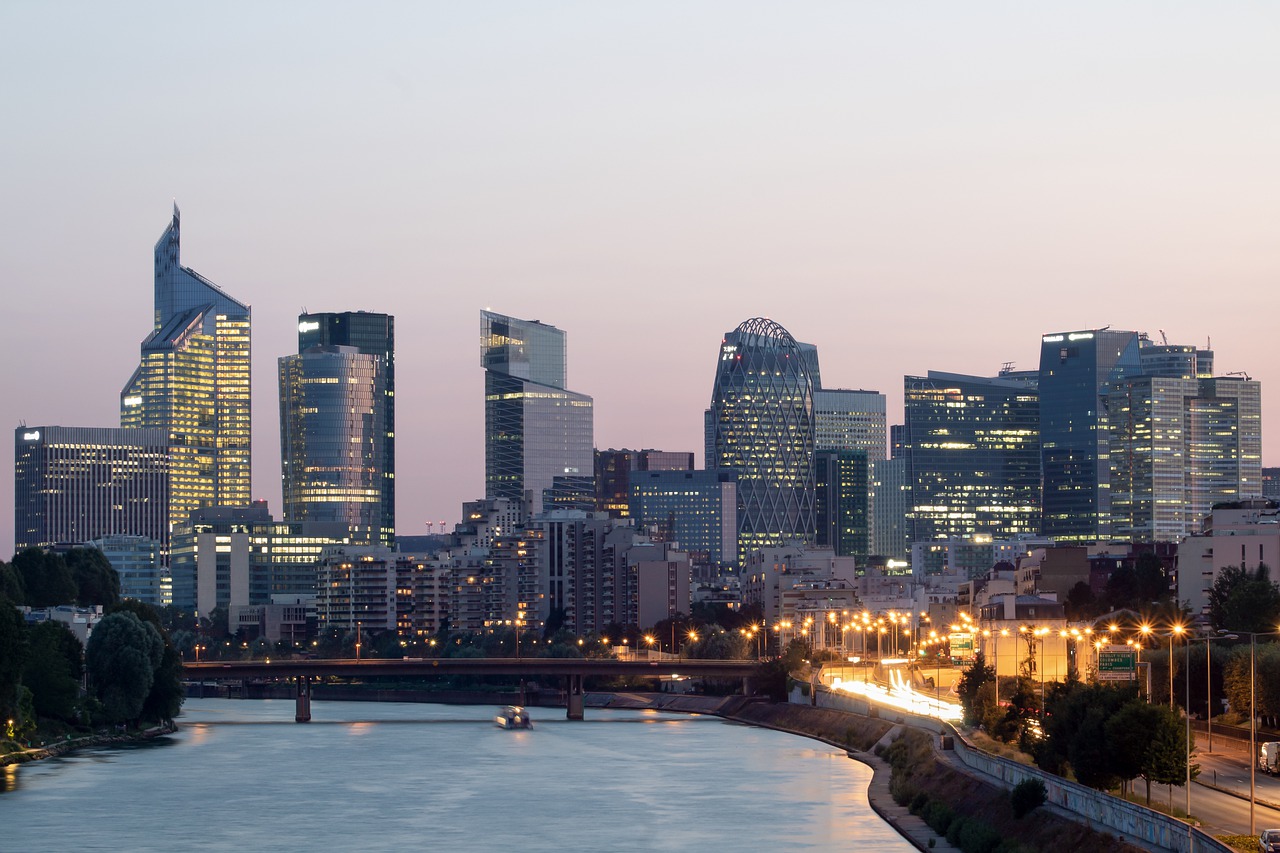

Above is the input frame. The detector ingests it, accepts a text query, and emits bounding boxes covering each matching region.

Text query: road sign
[949,632,975,661]
[1097,644,1137,681]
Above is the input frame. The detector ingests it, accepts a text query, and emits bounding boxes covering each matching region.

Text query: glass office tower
[297,311,395,544]
[706,317,816,559]
[1038,329,1142,542]
[481,311,594,514]
[903,371,1041,544]
[279,345,387,545]
[121,206,251,537]
[814,449,869,557]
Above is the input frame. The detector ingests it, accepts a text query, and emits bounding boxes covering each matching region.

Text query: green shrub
[910,791,930,815]
[923,800,956,835]
[946,815,968,846]
[957,819,1002,853]
[889,773,919,806]
[1010,778,1047,819]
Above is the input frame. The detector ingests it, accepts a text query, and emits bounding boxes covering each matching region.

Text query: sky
[2,2,1278,555]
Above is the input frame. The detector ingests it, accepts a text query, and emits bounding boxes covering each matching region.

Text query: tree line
[0,548,183,747]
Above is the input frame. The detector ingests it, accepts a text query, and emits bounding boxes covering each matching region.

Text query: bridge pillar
[742,676,755,697]
[566,674,584,720]
[295,675,312,723]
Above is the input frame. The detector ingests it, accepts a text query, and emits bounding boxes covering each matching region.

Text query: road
[1144,742,1280,837]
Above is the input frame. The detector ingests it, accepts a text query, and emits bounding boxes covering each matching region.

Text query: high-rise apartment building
[904,371,1040,544]
[121,206,251,537]
[297,312,395,543]
[15,426,170,551]
[279,345,388,545]
[1038,329,1142,542]
[481,311,593,515]
[706,318,816,560]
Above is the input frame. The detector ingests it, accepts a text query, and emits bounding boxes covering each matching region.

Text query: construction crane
[1227,371,1253,381]
[1158,329,1168,346]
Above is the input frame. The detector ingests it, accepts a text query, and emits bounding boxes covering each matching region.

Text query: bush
[923,800,956,835]
[946,815,968,846]
[1010,778,1047,819]
[890,774,920,806]
[910,791,930,815]
[957,819,1003,853]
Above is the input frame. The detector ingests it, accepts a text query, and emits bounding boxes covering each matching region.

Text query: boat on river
[495,706,532,729]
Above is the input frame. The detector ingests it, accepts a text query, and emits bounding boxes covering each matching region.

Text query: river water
[1,699,911,852]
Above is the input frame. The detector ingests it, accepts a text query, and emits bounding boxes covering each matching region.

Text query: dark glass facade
[706,317,816,559]
[297,311,395,544]
[595,448,695,518]
[814,449,869,558]
[904,371,1040,543]
[482,311,593,514]
[14,426,170,551]
[279,346,387,545]
[1038,329,1142,542]
[628,469,739,569]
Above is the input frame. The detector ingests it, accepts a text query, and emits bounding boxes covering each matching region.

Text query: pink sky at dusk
[2,3,1277,553]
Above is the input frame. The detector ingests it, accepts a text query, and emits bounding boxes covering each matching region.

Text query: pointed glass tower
[121,206,251,541]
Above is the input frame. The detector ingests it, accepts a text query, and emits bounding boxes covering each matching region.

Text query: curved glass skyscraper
[706,318,816,560]
[279,346,387,545]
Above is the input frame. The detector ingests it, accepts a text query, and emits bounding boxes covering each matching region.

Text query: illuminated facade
[481,311,593,515]
[903,371,1040,544]
[628,469,739,570]
[1038,329,1142,542]
[814,449,869,558]
[595,448,695,518]
[121,206,251,539]
[15,426,170,551]
[297,311,395,544]
[279,345,387,545]
[1109,362,1262,541]
[706,318,817,560]
[814,389,887,460]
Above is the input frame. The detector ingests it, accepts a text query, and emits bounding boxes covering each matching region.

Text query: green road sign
[1097,645,1137,681]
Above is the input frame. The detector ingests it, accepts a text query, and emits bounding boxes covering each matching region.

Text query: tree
[0,594,29,727]
[12,548,77,607]
[1064,581,1097,619]
[23,621,83,722]
[1105,699,1163,799]
[955,652,994,727]
[1134,552,1169,603]
[86,611,164,724]
[1208,564,1280,633]
[0,561,24,604]
[64,547,120,607]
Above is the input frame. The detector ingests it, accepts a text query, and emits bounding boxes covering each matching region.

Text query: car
[1261,828,1280,853]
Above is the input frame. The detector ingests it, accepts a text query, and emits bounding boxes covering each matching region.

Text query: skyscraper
[814,389,887,460]
[595,448,695,518]
[1038,328,1142,542]
[1108,345,1262,541]
[814,449,869,558]
[297,311,395,543]
[903,371,1041,544]
[481,311,594,515]
[706,317,816,559]
[279,345,388,545]
[121,206,251,537]
[15,426,169,551]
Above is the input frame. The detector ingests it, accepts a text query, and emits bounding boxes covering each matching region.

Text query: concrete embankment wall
[806,686,1232,853]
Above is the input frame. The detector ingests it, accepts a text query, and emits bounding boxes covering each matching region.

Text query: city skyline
[3,4,1278,553]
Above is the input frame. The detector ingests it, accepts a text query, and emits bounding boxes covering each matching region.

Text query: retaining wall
[806,685,1233,853]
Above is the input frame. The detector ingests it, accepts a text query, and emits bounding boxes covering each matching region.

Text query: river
[1,699,911,852]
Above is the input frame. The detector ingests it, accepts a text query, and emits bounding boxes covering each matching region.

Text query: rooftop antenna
[999,361,1015,376]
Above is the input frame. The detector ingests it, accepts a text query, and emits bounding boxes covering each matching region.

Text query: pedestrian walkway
[859,747,961,852]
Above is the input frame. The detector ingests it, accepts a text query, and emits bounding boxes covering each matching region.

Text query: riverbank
[0,721,177,767]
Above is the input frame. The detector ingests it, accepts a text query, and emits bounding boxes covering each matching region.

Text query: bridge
[183,658,761,722]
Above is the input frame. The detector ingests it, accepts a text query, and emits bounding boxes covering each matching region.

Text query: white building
[1178,501,1280,619]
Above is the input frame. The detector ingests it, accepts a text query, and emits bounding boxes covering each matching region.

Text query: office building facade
[595,448,695,518]
[15,426,170,551]
[814,389,887,460]
[482,311,593,515]
[279,344,388,545]
[628,469,739,571]
[1038,329,1142,542]
[706,317,817,559]
[297,311,395,543]
[121,206,251,537]
[814,449,869,558]
[904,371,1040,544]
